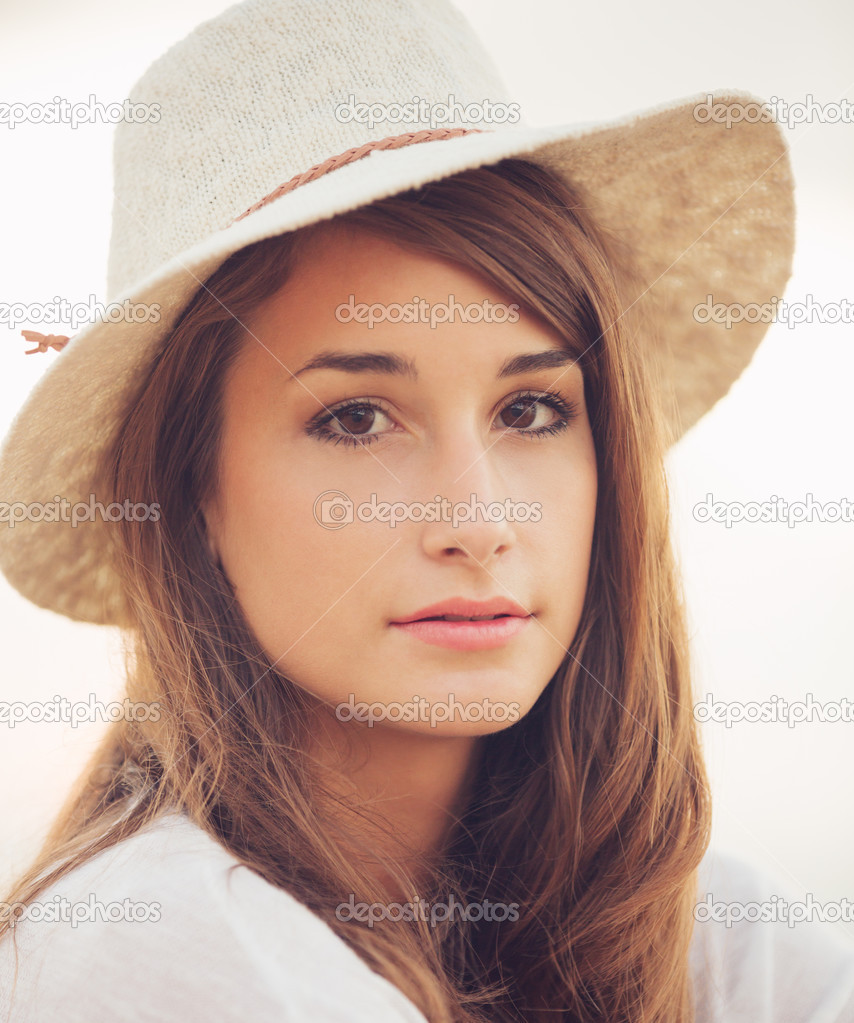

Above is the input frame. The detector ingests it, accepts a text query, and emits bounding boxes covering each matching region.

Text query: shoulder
[690,846,854,1022]
[0,812,426,1023]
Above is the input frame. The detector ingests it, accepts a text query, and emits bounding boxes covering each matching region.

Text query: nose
[419,439,518,569]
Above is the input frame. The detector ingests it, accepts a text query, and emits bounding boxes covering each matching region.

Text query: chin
[378,713,529,740]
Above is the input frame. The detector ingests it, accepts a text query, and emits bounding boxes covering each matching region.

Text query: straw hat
[0,0,795,625]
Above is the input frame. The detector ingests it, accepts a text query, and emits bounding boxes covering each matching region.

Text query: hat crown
[106,0,514,299]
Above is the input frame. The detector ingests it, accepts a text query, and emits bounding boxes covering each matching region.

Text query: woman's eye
[306,401,395,448]
[306,390,579,449]
[496,391,580,440]
[328,404,388,437]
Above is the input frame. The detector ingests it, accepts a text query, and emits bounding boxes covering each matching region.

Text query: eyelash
[305,389,580,448]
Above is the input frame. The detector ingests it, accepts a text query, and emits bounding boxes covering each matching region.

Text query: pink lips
[390,597,533,651]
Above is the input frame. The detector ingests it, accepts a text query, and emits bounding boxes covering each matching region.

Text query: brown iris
[499,399,538,430]
[332,406,376,435]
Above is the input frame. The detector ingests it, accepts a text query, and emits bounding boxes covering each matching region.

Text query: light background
[1,0,852,940]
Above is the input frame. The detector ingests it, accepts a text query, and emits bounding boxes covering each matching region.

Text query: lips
[390,596,532,625]
[390,597,533,651]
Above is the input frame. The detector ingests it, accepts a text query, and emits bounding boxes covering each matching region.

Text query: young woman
[1,1,851,1021]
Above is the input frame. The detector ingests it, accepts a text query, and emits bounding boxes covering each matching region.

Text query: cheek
[533,442,598,631]
[211,432,383,666]
[212,436,325,615]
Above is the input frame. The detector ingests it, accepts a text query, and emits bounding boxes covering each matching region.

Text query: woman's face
[205,222,598,737]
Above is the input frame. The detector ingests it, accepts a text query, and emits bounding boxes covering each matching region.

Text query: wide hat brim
[0,92,795,625]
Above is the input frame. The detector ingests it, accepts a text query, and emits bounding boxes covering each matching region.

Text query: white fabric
[691,848,854,1022]
[1,812,852,1021]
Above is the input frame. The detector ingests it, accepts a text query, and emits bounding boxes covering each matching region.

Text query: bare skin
[204,222,597,894]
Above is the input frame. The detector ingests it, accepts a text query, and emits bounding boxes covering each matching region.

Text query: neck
[309,707,483,898]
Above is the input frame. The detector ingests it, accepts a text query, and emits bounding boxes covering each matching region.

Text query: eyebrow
[288,348,578,382]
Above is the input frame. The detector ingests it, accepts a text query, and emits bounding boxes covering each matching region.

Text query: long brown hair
[1,159,711,1021]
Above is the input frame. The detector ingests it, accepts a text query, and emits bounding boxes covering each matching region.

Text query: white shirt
[1,812,852,1021]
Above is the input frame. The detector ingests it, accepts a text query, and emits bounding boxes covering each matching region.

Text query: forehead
[233,221,579,381]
